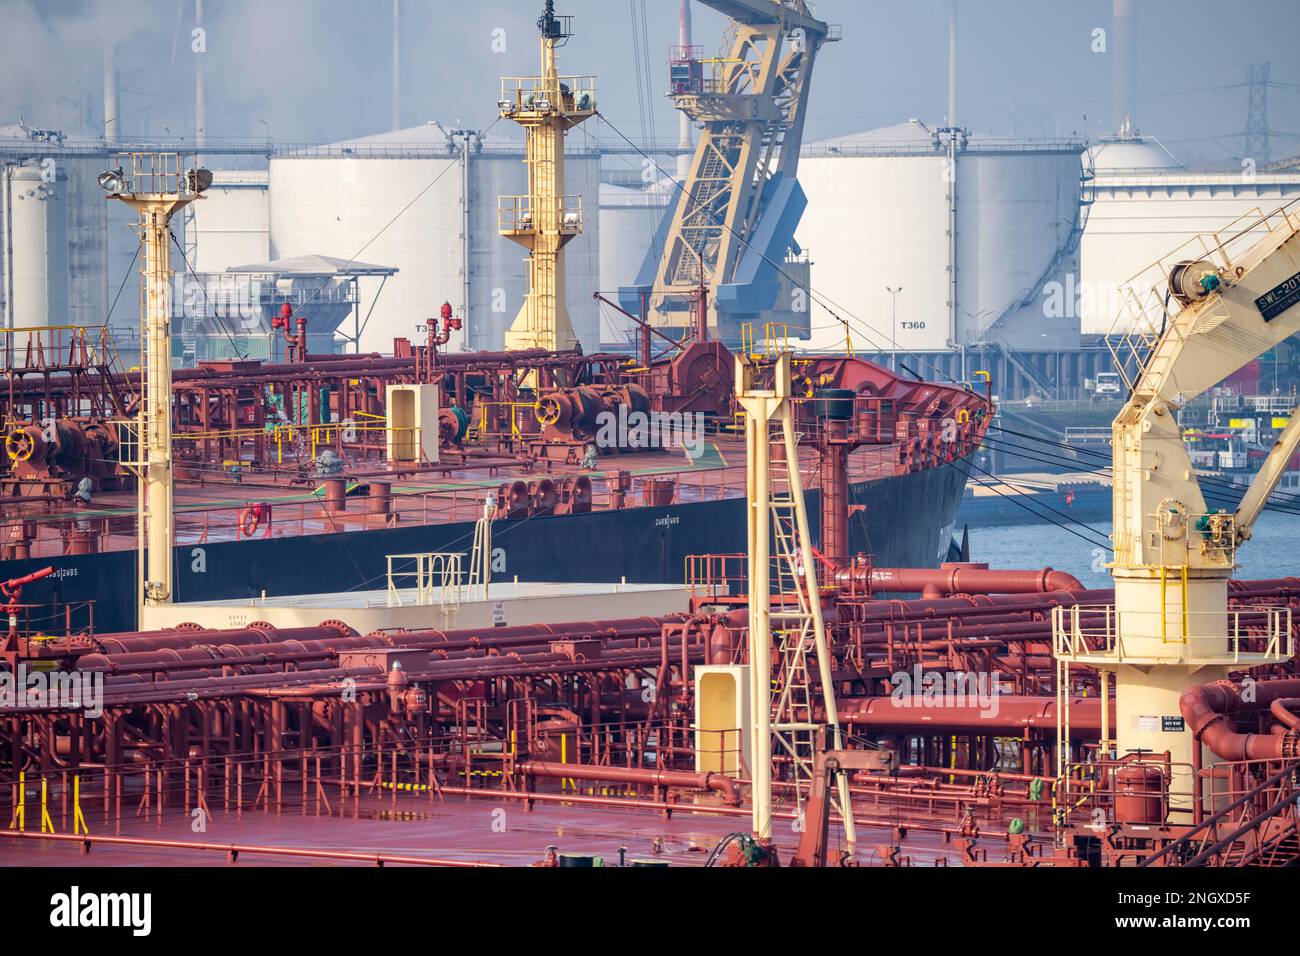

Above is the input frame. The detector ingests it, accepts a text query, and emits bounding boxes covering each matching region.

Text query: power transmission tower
[1244,61,1271,168]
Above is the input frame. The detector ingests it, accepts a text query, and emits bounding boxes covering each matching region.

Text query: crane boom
[619,0,835,345]
[1056,202,1300,812]
[1112,204,1300,569]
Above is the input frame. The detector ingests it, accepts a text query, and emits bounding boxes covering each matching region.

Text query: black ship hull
[4,461,970,634]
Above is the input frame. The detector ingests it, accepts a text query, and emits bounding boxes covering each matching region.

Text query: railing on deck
[1053,603,1293,663]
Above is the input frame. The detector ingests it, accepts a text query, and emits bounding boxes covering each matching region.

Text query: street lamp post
[886,286,903,372]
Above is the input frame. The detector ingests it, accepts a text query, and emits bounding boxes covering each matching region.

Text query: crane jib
[1256,269,1300,322]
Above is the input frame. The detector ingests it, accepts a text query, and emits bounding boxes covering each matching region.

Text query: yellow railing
[166,421,420,466]
[499,74,597,114]
[498,195,584,234]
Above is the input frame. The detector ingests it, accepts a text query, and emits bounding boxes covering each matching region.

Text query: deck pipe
[843,563,1085,598]
[836,695,1113,734]
[62,637,712,710]
[518,761,741,805]
[1179,678,1300,761]
[69,616,678,668]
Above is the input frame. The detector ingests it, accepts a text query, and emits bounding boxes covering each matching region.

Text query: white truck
[1092,372,1123,398]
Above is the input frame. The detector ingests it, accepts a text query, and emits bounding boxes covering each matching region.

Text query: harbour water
[972,510,1300,590]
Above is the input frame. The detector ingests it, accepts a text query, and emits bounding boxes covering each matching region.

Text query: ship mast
[98,154,209,620]
[498,1,595,356]
[735,343,855,852]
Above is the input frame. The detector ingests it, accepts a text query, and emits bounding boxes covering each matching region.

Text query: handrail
[1138,758,1300,867]
[1053,602,1293,663]
[0,828,499,867]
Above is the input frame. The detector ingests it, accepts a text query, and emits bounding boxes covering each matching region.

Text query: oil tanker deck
[0,332,989,634]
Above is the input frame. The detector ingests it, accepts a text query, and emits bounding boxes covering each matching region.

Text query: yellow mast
[99,154,209,619]
[499,2,595,354]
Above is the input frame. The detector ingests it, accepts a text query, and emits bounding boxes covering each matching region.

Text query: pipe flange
[1283,732,1300,760]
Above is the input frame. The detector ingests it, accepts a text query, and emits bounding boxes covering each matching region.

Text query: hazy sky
[3,0,1298,168]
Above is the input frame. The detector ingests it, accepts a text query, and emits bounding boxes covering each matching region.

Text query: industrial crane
[1055,202,1300,808]
[619,0,835,345]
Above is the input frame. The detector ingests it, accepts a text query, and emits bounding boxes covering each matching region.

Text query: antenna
[392,0,402,132]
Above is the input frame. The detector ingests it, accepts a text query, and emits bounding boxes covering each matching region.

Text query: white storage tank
[597,179,672,348]
[2,160,70,330]
[1,125,113,340]
[796,121,1085,357]
[1080,134,1300,335]
[63,155,110,331]
[268,123,600,354]
[955,147,1084,351]
[192,170,270,273]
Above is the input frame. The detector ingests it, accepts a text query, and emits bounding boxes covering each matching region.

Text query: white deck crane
[1055,203,1300,809]
[619,0,836,345]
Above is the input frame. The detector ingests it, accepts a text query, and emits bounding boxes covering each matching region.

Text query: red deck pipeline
[1180,678,1300,761]
[0,829,499,867]
[839,564,1085,597]
[836,695,1113,734]
[519,761,741,805]
[76,615,676,658]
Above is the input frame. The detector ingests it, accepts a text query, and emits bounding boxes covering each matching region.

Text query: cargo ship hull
[6,459,968,634]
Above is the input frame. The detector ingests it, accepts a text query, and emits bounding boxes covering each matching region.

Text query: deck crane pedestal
[1055,204,1300,811]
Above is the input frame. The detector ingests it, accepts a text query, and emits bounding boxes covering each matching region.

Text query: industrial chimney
[103,43,120,143]
[677,0,694,180]
[1112,0,1136,136]
[195,0,206,154]
[392,0,402,132]
[947,0,957,128]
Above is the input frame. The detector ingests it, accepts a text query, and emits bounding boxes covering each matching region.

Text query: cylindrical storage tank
[62,156,109,331]
[1113,764,1164,824]
[1080,134,1300,336]
[798,124,950,355]
[3,162,70,331]
[269,143,463,355]
[269,124,600,355]
[954,148,1083,351]
[598,179,671,347]
[191,170,270,272]
[796,121,1084,355]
